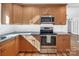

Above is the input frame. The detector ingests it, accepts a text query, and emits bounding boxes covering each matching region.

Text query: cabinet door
[19,36,33,52]
[57,35,70,52]
[0,48,1,56]
[1,3,13,24]
[12,4,23,24]
[1,39,16,56]
[63,35,70,50]
[56,35,64,52]
[15,36,19,54]
[19,36,39,52]
[55,5,66,25]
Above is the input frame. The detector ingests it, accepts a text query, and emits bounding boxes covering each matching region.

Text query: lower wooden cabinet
[0,48,1,56]
[0,37,18,56]
[32,35,40,41]
[19,35,39,52]
[0,34,70,56]
[15,36,19,54]
[56,34,70,52]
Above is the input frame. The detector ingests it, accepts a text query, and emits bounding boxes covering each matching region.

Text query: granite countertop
[57,32,70,35]
[0,32,40,43]
[0,32,70,43]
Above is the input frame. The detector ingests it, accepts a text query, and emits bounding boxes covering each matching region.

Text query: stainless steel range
[40,16,57,53]
[40,27,56,46]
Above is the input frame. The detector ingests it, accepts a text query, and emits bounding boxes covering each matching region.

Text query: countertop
[0,32,70,43]
[0,32,40,43]
[57,32,71,35]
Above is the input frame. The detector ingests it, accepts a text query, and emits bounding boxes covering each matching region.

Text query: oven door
[41,36,47,45]
[41,35,56,46]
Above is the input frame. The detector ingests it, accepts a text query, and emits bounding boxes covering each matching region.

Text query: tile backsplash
[13,25,40,32]
[0,24,68,35]
[53,25,68,33]
[0,25,14,35]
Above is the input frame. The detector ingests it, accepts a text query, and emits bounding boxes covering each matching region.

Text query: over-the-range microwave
[40,16,55,24]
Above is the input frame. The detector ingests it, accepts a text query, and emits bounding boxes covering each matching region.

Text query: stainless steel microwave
[40,16,55,24]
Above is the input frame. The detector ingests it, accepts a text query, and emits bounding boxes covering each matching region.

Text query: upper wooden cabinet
[1,3,23,24]
[22,4,67,25]
[12,4,23,24]
[1,4,67,25]
[1,3,13,24]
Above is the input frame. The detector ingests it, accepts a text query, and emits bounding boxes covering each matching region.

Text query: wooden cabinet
[32,35,40,41]
[0,35,39,56]
[1,4,66,25]
[56,34,70,52]
[22,4,66,25]
[15,36,19,54]
[0,37,18,56]
[1,3,13,24]
[12,4,23,24]
[1,3,23,24]
[55,5,66,24]
[19,35,39,52]
[0,47,1,56]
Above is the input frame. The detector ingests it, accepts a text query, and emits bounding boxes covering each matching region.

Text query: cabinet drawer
[40,48,57,53]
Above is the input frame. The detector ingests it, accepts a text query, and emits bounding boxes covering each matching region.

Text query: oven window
[51,36,56,46]
[41,36,56,46]
[46,35,51,43]
[41,36,46,45]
